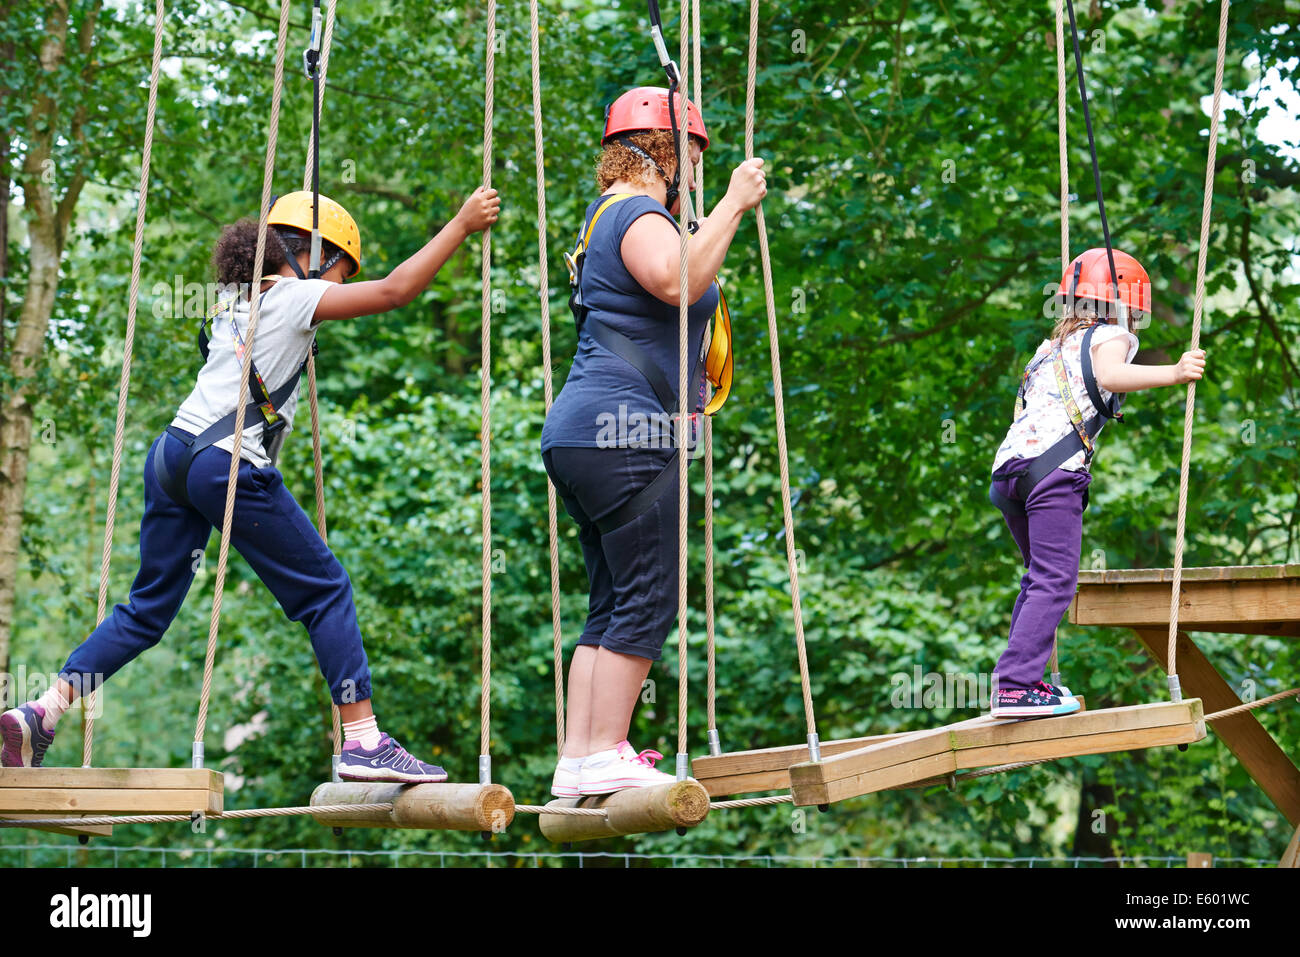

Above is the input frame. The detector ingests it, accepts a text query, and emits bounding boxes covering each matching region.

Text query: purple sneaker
[1,703,56,768]
[337,733,448,784]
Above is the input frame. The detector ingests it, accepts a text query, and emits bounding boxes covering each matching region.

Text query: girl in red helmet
[541,87,767,794]
[2,187,499,780]
[987,248,1206,717]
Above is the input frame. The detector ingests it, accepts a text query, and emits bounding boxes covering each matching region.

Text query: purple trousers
[990,460,1092,690]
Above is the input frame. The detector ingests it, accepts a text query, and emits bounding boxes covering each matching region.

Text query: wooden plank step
[0,814,114,837]
[949,700,1202,755]
[786,717,996,807]
[787,701,1202,808]
[0,768,223,816]
[691,732,911,798]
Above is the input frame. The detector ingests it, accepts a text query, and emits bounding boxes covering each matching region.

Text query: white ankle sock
[342,715,382,750]
[559,756,583,772]
[35,686,72,732]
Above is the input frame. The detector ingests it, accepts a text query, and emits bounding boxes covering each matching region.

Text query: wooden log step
[309,782,515,832]
[0,768,223,816]
[538,779,710,843]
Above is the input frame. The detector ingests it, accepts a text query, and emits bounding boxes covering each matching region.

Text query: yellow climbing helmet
[268,191,361,277]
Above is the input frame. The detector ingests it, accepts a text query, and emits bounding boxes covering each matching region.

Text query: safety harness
[988,321,1124,516]
[154,276,316,507]
[564,193,733,533]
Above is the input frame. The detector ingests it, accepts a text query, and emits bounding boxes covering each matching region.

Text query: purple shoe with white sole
[337,733,448,784]
[1,703,56,768]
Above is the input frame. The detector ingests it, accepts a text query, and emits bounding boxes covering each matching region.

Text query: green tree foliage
[4,0,1297,862]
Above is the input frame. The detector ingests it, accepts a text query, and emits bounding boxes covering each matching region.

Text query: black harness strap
[154,372,304,507]
[156,284,316,507]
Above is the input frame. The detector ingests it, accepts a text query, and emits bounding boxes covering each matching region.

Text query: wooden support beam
[538,780,709,843]
[1132,629,1300,827]
[309,782,515,832]
[1072,565,1300,636]
[0,768,222,815]
[1281,823,1300,868]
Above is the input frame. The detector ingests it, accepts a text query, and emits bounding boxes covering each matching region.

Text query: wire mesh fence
[0,844,1278,868]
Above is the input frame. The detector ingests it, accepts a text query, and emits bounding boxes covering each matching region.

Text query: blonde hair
[1051,298,1101,343]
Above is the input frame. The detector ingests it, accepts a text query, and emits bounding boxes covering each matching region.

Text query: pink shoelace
[618,741,663,767]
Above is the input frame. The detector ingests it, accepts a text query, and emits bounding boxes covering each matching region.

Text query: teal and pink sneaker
[991,684,1081,719]
[336,733,448,784]
[1,703,56,768]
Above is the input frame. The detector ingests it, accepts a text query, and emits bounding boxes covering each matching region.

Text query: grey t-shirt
[171,276,332,468]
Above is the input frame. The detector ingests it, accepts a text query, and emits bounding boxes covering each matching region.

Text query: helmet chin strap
[616,135,681,212]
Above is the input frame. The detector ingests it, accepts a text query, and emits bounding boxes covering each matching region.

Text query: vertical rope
[1056,0,1069,272]
[693,0,719,754]
[301,0,340,759]
[479,0,496,776]
[674,0,691,773]
[1167,0,1230,697]
[84,0,167,767]
[193,0,293,755]
[747,0,818,742]
[528,0,565,757]
[1050,0,1068,686]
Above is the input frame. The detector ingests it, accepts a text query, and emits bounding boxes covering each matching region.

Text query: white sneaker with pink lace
[578,740,675,795]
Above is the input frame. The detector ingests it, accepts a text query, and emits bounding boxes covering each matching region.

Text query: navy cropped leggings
[543,445,681,661]
[60,430,372,705]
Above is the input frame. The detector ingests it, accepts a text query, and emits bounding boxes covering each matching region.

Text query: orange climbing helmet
[603,86,709,149]
[1058,247,1151,322]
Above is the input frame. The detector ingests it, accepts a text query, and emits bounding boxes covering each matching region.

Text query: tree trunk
[0,0,97,694]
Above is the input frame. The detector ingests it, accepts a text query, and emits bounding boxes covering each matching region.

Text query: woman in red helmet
[2,186,500,779]
[541,87,767,794]
[987,248,1206,717]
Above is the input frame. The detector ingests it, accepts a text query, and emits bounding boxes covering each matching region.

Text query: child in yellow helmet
[2,187,500,782]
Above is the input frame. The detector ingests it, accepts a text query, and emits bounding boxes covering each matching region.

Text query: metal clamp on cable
[646,0,681,86]
[1168,674,1183,703]
[676,752,690,781]
[707,728,721,757]
[478,754,492,786]
[192,741,205,770]
[303,2,322,77]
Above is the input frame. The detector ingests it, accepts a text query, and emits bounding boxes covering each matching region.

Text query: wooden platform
[1072,564,1300,636]
[1071,564,1300,828]
[787,701,1204,807]
[0,768,223,816]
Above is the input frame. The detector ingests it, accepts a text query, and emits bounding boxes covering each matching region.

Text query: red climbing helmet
[1058,247,1151,321]
[603,86,710,149]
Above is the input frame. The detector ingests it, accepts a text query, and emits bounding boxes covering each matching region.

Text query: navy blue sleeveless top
[541,194,720,451]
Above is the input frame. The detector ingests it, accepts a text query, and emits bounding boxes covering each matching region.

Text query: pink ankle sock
[342,715,382,750]
[34,685,72,732]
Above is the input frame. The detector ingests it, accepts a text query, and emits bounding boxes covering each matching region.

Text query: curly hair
[595,129,702,192]
[212,218,346,294]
